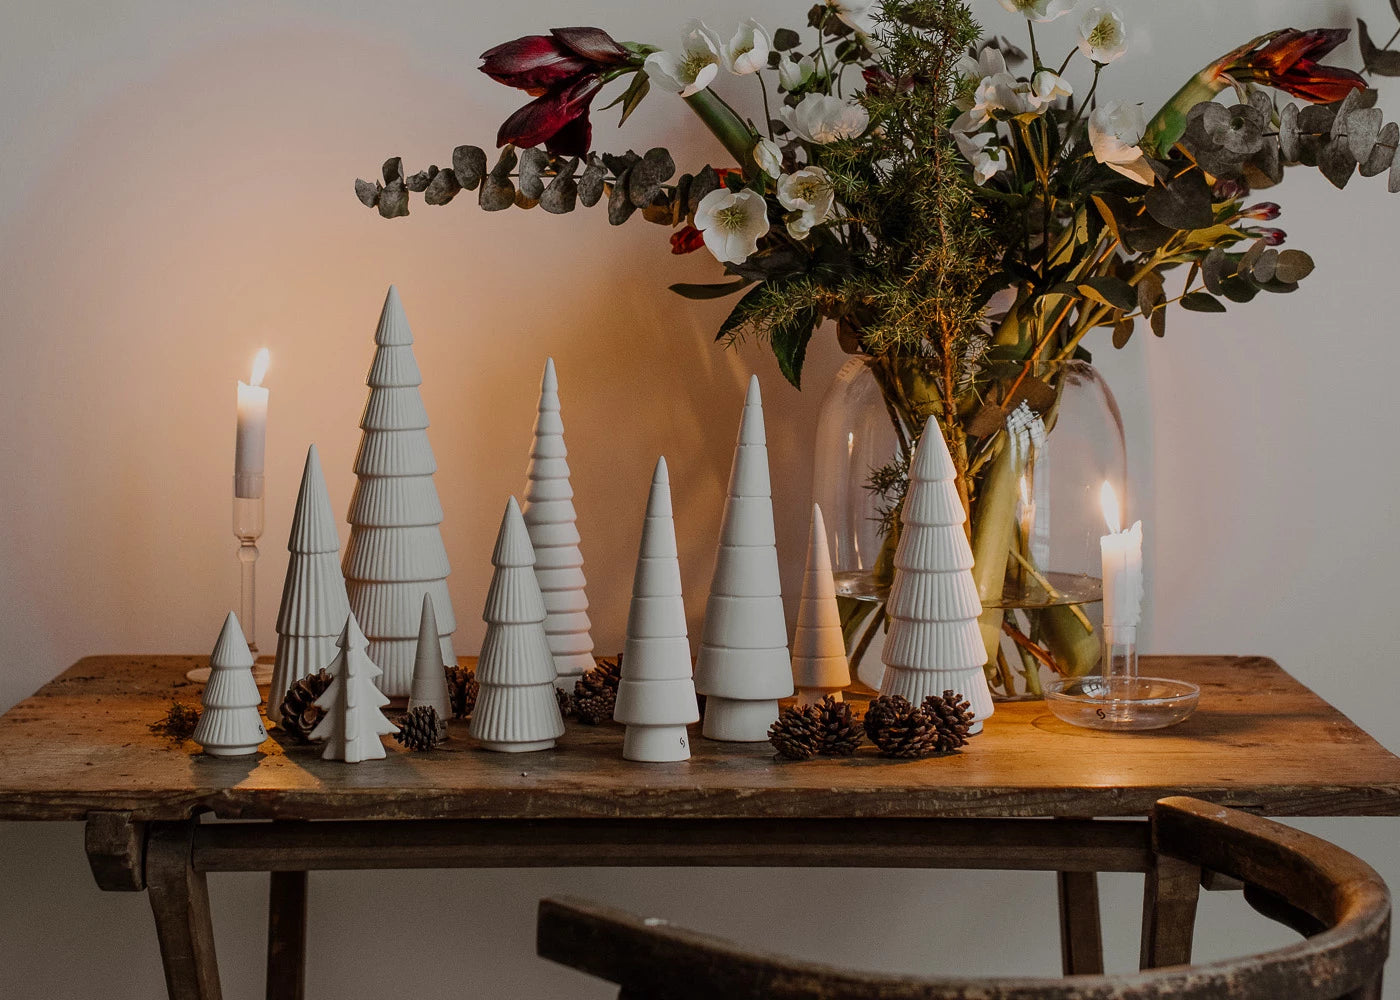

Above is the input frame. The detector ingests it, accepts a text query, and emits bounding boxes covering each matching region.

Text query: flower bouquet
[357,1,1400,697]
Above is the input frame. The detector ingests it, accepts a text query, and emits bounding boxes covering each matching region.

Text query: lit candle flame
[1100,481,1122,534]
[249,348,271,387]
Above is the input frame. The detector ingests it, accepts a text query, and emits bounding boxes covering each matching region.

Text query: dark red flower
[481,27,630,95]
[670,226,706,254]
[1230,28,1366,103]
[1240,201,1281,221]
[497,74,605,156]
[1250,226,1286,246]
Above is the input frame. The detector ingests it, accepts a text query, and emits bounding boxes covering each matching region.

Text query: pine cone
[555,686,577,720]
[768,704,823,760]
[814,695,863,756]
[445,665,478,720]
[920,690,973,753]
[276,669,332,742]
[863,695,941,759]
[394,705,447,751]
[573,656,622,725]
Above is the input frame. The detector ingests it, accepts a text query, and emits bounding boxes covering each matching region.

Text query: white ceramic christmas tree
[693,376,793,742]
[344,285,456,698]
[193,612,268,757]
[521,357,594,689]
[614,457,699,762]
[309,614,399,762]
[879,418,995,733]
[469,497,566,753]
[791,503,850,706]
[407,593,452,720]
[269,444,351,726]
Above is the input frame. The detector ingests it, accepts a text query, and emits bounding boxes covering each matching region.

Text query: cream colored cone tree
[694,376,792,742]
[193,612,268,756]
[614,457,699,762]
[344,286,456,697]
[309,614,399,762]
[521,357,594,689]
[792,503,850,706]
[269,444,350,726]
[408,593,452,720]
[879,418,994,733]
[469,497,566,753]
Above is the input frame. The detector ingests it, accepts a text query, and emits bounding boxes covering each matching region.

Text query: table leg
[1140,853,1201,969]
[1056,871,1104,975]
[266,871,308,1000]
[147,822,223,1000]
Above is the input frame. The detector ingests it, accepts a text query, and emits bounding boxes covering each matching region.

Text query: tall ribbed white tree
[521,357,594,688]
[693,376,792,742]
[879,419,994,732]
[344,286,455,697]
[309,614,399,762]
[269,444,349,725]
[193,612,268,757]
[791,503,850,706]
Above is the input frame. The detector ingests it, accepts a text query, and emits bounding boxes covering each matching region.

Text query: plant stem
[683,89,758,169]
[755,72,774,139]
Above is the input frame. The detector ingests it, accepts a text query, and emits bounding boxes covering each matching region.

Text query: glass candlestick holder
[187,486,274,685]
[1044,624,1200,731]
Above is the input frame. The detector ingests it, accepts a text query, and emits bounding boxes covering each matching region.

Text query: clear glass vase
[812,356,1127,700]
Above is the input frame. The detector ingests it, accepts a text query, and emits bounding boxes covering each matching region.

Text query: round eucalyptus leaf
[452,145,487,190]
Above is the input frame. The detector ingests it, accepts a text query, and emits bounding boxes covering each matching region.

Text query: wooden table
[2,654,1398,999]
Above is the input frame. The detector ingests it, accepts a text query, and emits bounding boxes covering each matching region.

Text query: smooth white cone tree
[269,444,350,726]
[469,497,566,753]
[344,286,456,697]
[521,357,595,688]
[792,503,851,706]
[193,612,268,756]
[614,457,699,762]
[407,593,452,720]
[879,418,994,733]
[309,614,399,762]
[694,376,793,742]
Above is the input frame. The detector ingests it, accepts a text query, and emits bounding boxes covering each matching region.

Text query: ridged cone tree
[408,593,452,720]
[193,612,268,756]
[693,376,792,742]
[343,286,456,697]
[879,418,995,732]
[309,614,399,762]
[791,503,851,706]
[521,357,594,688]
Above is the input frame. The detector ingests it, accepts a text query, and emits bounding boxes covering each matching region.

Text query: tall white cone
[344,286,456,696]
[408,593,452,720]
[521,357,595,688]
[614,458,699,762]
[792,503,850,706]
[309,614,399,762]
[879,419,994,732]
[270,444,350,725]
[469,497,566,752]
[693,376,793,741]
[193,612,268,756]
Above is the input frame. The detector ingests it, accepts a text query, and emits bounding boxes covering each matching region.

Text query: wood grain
[2,655,1399,823]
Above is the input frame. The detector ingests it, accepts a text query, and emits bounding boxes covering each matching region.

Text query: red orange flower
[1225,28,1366,104]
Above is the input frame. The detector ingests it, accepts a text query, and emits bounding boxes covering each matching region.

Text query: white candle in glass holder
[1098,481,1142,633]
[234,349,270,499]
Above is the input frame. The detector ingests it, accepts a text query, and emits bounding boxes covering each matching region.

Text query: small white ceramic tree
[344,286,456,697]
[879,418,994,733]
[614,457,699,762]
[309,614,399,762]
[791,503,851,706]
[408,593,452,720]
[469,497,566,753]
[694,376,792,741]
[269,444,350,726]
[521,357,595,689]
[193,612,268,757]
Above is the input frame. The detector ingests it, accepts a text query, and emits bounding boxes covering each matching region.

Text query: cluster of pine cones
[769,691,973,760]
[557,655,622,725]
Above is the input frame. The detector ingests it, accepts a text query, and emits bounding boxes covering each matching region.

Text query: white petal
[644,52,688,93]
[680,62,720,97]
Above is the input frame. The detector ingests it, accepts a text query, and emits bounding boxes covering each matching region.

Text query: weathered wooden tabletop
[1,654,1397,823]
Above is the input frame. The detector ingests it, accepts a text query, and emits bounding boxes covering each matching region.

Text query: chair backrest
[536,796,1390,1000]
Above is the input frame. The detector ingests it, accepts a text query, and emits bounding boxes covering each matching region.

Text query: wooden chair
[537,796,1390,1000]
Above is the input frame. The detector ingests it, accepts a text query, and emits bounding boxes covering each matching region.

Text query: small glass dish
[1044,676,1200,731]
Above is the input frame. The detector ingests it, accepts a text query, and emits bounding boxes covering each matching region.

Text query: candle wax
[1100,520,1143,632]
[235,380,269,498]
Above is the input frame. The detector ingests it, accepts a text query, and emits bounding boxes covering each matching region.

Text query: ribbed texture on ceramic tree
[270,444,351,726]
[694,377,793,742]
[468,497,565,752]
[309,614,399,762]
[343,286,455,696]
[521,358,595,687]
[791,503,851,707]
[193,612,267,756]
[878,419,994,731]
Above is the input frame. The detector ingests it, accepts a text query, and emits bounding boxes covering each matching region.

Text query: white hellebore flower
[953,47,1050,131]
[955,130,1009,186]
[780,93,870,143]
[1077,4,1127,65]
[753,138,783,178]
[996,0,1075,23]
[694,187,771,264]
[826,0,877,34]
[1032,68,1073,103]
[778,53,817,91]
[1089,100,1155,186]
[723,18,771,76]
[645,19,724,97]
[777,166,835,238]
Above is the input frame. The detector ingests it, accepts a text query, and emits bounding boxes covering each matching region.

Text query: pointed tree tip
[745,374,762,405]
[653,455,669,483]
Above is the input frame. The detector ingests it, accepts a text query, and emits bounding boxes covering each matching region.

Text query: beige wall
[1,0,1397,996]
